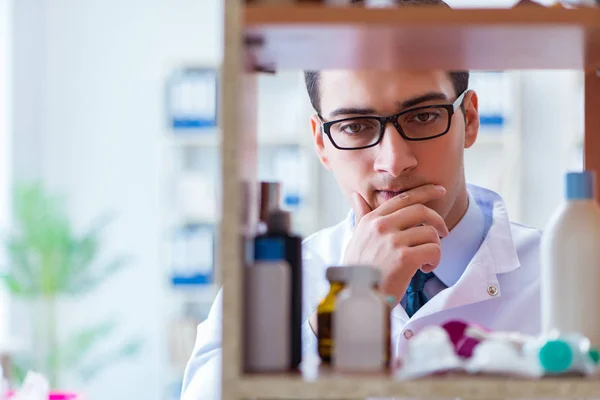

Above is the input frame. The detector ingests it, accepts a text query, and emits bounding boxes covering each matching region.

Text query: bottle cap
[588,348,600,365]
[538,339,573,374]
[325,266,352,283]
[254,238,285,262]
[346,265,382,285]
[259,181,281,225]
[566,171,596,200]
[267,209,291,234]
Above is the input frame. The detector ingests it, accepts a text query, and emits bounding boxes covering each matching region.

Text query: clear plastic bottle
[244,237,291,372]
[333,266,387,372]
[541,171,600,348]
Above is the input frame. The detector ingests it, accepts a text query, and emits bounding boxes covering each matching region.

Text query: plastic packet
[11,371,49,400]
[523,332,600,376]
[465,338,543,378]
[396,326,463,380]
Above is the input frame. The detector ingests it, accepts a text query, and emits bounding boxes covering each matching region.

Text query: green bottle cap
[588,348,600,365]
[539,340,573,374]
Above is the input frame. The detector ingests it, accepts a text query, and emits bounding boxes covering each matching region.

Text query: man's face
[310,70,479,220]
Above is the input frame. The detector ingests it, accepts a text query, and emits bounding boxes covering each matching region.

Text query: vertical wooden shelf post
[585,70,600,203]
[220,0,259,399]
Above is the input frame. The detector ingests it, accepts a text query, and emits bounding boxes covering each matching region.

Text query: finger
[375,184,446,217]
[403,243,442,272]
[388,204,449,237]
[397,225,442,247]
[421,263,437,274]
[352,192,372,225]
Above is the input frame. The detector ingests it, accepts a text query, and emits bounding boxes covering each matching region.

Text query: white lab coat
[181,184,542,399]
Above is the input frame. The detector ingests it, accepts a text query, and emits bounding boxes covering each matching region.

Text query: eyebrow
[397,92,450,110]
[327,91,450,119]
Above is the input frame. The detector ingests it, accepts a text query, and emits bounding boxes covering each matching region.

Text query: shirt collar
[431,190,486,287]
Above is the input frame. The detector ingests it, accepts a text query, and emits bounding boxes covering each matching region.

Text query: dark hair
[304,0,469,115]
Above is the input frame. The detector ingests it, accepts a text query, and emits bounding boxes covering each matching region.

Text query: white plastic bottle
[333,266,387,372]
[244,237,291,372]
[541,171,600,347]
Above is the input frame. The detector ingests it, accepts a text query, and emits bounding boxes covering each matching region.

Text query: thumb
[352,192,372,225]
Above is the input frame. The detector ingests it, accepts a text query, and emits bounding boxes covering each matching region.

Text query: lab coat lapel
[408,242,499,321]
[396,186,522,323]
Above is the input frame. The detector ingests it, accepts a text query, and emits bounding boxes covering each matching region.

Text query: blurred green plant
[1,182,142,388]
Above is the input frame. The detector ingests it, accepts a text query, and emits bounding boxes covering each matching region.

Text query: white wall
[0,0,13,351]
[518,70,584,229]
[12,1,222,399]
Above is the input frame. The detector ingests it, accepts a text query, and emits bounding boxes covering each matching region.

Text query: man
[182,0,542,398]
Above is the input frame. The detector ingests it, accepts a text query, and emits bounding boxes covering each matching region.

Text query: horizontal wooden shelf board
[244,6,600,70]
[237,372,600,399]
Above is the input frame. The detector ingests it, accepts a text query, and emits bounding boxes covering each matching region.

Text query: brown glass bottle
[317,280,345,363]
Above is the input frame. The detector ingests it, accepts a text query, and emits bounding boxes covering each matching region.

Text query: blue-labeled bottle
[255,209,303,370]
[244,237,291,372]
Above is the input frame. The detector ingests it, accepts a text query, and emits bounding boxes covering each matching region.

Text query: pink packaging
[442,320,491,359]
[7,391,83,399]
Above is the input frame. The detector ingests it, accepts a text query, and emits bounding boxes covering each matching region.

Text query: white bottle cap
[345,265,382,286]
[326,266,352,283]
[326,265,382,285]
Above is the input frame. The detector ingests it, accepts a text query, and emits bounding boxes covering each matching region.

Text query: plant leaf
[4,237,40,294]
[0,273,36,297]
[64,255,131,296]
[10,356,33,386]
[8,182,74,296]
[78,338,143,382]
[57,320,117,369]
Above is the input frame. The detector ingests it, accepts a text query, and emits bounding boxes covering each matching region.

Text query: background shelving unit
[220,4,600,400]
[160,66,222,400]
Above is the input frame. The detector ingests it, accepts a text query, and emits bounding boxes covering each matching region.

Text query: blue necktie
[405,270,435,318]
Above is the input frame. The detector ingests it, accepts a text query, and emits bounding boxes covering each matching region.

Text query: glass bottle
[317,266,350,363]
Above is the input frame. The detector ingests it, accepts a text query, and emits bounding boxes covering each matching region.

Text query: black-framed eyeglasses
[318,90,467,150]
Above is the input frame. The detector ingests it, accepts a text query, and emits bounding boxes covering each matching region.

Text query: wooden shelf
[237,372,600,399]
[217,1,600,398]
[244,6,600,70]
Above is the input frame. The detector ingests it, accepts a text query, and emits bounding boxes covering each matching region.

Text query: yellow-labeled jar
[317,266,350,363]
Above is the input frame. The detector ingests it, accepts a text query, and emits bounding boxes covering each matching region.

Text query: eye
[414,112,436,123]
[342,123,364,134]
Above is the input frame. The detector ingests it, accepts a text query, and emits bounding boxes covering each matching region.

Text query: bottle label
[318,312,333,362]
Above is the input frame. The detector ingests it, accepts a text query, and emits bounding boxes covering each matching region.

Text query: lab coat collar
[391,184,522,323]
[469,184,521,275]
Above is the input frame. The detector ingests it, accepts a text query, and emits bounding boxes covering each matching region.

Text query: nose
[373,123,418,177]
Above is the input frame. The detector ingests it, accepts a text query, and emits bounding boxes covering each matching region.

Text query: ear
[463,90,480,149]
[310,114,331,170]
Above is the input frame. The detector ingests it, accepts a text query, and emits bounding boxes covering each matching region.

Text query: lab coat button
[403,329,414,340]
[487,285,499,296]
